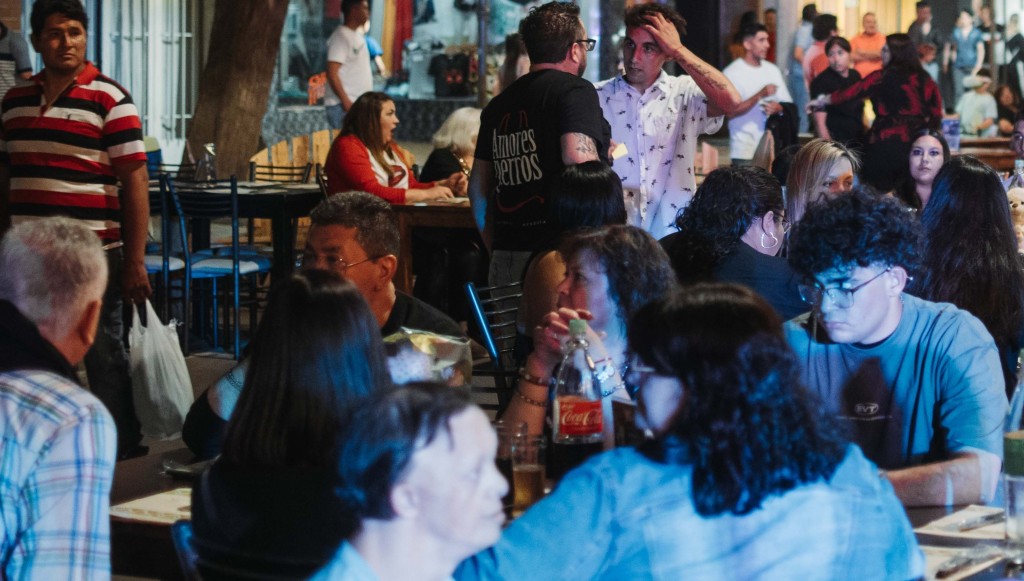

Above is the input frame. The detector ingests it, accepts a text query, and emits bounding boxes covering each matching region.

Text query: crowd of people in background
[7,0,1024,579]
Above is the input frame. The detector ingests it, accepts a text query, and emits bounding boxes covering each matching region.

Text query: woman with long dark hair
[324,92,463,202]
[895,128,950,211]
[908,155,1024,395]
[660,165,804,319]
[191,270,392,578]
[813,33,943,192]
[457,284,923,579]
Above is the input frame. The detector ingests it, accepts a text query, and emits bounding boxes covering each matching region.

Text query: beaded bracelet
[514,388,547,408]
[518,367,550,387]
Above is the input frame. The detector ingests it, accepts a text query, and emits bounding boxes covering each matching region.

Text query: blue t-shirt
[785,294,1007,469]
[456,445,923,580]
[953,26,984,68]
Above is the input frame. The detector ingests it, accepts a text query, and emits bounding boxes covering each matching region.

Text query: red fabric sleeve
[830,70,881,105]
[324,134,408,204]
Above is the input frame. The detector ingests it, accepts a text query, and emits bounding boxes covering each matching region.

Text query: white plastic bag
[129,300,194,439]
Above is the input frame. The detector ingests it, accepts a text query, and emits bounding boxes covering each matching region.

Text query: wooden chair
[465,281,523,415]
[248,161,313,183]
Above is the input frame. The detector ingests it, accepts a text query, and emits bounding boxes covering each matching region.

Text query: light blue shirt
[313,542,456,581]
[785,294,1007,470]
[455,445,923,581]
[791,22,815,73]
[953,27,984,68]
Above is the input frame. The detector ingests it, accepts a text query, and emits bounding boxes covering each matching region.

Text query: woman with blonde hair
[785,139,859,225]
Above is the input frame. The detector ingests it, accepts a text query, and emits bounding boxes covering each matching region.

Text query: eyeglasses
[624,360,660,398]
[778,217,792,234]
[576,38,596,52]
[299,253,379,272]
[797,267,891,309]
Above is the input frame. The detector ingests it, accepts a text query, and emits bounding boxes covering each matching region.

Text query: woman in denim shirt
[457,284,924,580]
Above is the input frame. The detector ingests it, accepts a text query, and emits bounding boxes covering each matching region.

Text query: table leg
[396,213,414,294]
[272,216,296,281]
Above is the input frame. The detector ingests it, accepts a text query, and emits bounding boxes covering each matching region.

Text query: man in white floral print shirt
[595,4,741,240]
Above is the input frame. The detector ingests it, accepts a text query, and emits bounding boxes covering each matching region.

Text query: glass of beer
[494,420,526,518]
[512,435,546,517]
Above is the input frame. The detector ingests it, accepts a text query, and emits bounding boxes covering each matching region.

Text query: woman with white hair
[419,107,481,182]
[415,107,487,325]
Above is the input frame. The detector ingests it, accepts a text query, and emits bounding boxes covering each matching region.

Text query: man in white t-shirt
[595,3,740,239]
[325,0,373,129]
[723,23,793,165]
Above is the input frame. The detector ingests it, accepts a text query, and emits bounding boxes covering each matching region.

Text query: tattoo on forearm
[685,60,728,92]
[573,133,597,155]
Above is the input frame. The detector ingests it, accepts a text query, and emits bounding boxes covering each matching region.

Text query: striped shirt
[0,369,117,580]
[0,61,147,241]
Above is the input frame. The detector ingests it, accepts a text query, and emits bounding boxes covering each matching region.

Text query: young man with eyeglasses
[594,3,741,239]
[784,188,1007,507]
[469,0,611,289]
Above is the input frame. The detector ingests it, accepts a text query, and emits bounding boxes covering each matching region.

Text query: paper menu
[110,487,191,525]
[921,545,1002,581]
[914,505,1004,540]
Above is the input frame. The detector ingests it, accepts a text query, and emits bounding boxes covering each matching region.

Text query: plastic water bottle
[1009,159,1024,191]
[549,319,605,481]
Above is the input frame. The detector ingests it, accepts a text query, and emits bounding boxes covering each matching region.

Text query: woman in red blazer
[324,92,465,203]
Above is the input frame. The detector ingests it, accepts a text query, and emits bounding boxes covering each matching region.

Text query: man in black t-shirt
[469,1,610,287]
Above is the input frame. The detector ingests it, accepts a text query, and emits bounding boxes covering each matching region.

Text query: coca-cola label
[557,398,602,436]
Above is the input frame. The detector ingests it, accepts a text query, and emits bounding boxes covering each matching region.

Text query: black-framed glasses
[576,38,596,52]
[298,252,380,272]
[797,267,892,309]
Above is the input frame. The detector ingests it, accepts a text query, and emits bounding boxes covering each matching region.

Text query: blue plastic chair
[162,175,270,358]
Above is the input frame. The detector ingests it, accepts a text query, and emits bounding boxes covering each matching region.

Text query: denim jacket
[456,445,923,580]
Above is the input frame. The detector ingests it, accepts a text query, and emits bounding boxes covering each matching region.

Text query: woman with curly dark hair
[660,165,805,319]
[503,225,675,448]
[908,155,1024,396]
[457,284,923,580]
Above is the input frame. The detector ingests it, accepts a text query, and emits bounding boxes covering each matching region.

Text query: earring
[760,230,780,249]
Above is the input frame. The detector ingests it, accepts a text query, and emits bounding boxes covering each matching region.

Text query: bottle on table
[1008,159,1024,191]
[1005,349,1024,550]
[549,319,606,482]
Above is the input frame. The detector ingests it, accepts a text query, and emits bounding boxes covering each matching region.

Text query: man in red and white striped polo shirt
[0,0,151,459]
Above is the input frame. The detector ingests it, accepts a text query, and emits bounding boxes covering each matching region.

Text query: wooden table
[392,199,475,294]
[110,446,196,580]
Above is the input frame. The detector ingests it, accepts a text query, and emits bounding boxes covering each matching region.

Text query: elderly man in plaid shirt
[0,217,117,580]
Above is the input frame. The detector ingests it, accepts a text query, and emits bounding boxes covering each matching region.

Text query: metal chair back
[465,281,523,414]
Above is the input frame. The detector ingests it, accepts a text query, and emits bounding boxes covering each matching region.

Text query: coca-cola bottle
[549,319,605,481]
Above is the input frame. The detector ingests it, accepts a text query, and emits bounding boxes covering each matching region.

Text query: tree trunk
[186,0,290,179]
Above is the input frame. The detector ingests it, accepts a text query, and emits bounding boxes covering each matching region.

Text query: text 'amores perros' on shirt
[492,111,543,188]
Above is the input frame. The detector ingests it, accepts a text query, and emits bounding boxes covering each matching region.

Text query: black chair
[315,163,329,198]
[151,162,199,181]
[465,281,523,415]
[163,175,270,358]
[171,520,201,581]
